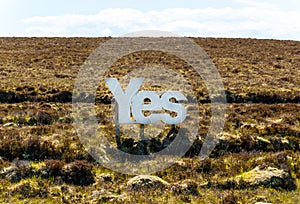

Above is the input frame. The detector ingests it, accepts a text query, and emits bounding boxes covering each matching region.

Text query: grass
[0,37,299,203]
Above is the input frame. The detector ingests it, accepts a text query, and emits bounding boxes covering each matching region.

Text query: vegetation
[0,37,299,203]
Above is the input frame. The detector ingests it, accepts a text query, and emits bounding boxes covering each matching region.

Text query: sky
[0,0,300,40]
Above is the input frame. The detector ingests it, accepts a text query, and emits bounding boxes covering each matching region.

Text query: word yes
[105,78,187,125]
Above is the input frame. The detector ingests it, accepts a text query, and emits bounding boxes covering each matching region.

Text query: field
[0,37,299,203]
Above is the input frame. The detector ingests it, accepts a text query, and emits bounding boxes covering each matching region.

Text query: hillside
[0,37,299,203]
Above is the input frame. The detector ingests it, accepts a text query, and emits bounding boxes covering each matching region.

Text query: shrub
[62,160,95,186]
[0,138,25,160]
[36,111,54,125]
[44,160,65,177]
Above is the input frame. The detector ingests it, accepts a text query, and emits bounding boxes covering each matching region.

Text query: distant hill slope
[0,37,299,103]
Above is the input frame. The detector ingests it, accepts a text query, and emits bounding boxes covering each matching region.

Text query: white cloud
[233,0,275,8]
[21,3,300,40]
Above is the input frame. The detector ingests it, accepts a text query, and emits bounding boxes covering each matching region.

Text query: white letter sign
[105,78,187,125]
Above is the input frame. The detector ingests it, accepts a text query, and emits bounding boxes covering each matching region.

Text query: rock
[126,175,170,191]
[219,165,297,190]
[172,179,199,195]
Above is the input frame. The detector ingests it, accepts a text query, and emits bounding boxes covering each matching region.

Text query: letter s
[161,91,187,124]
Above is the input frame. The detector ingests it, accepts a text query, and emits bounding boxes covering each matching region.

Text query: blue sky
[1,0,300,40]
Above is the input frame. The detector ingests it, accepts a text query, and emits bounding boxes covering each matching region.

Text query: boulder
[126,175,170,191]
[219,165,297,190]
